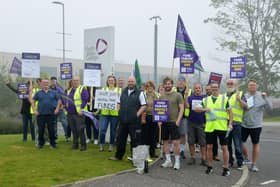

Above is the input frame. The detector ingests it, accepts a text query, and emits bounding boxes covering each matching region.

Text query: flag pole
[171,59,175,79]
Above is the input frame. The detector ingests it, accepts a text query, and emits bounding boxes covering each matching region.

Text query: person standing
[141,81,159,158]
[225,79,247,169]
[159,77,184,170]
[186,83,207,166]
[109,76,146,160]
[6,80,35,141]
[198,82,233,176]
[31,79,61,149]
[66,76,89,151]
[99,75,120,152]
[241,79,271,172]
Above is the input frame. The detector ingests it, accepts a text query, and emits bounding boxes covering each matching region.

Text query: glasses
[227,82,234,85]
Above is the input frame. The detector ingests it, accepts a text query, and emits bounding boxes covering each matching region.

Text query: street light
[52,1,65,64]
[150,16,161,87]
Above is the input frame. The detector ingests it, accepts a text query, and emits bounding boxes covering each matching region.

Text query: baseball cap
[177,75,186,81]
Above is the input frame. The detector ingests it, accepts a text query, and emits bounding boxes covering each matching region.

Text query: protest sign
[208,72,223,85]
[94,89,118,110]
[153,100,169,122]
[21,53,40,78]
[17,83,29,99]
[230,56,246,79]
[83,63,101,87]
[180,54,194,74]
[60,63,72,80]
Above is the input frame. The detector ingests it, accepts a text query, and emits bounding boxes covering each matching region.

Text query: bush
[0,117,22,134]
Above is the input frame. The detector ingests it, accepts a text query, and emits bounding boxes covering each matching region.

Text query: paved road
[247,123,280,187]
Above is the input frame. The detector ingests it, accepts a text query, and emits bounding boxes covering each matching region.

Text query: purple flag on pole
[173,14,204,72]
[9,57,22,75]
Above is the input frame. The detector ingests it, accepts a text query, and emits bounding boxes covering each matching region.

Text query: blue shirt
[188,95,206,124]
[33,89,60,115]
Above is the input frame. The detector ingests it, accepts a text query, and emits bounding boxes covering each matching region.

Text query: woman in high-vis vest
[99,75,120,152]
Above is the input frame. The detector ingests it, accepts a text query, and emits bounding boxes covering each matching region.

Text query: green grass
[264,116,280,122]
[0,135,134,187]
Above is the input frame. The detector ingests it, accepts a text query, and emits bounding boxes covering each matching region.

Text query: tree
[205,0,280,95]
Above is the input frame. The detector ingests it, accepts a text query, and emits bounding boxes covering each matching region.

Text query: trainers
[94,139,98,145]
[108,145,113,152]
[205,166,213,174]
[173,161,180,170]
[86,139,90,144]
[99,146,104,152]
[222,168,230,177]
[50,145,57,149]
[180,151,186,159]
[66,137,70,143]
[250,164,259,172]
[243,159,251,165]
[188,158,196,165]
[237,165,244,170]
[161,160,173,168]
[195,144,200,153]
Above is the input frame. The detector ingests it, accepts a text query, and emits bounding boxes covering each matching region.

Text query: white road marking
[260,180,277,185]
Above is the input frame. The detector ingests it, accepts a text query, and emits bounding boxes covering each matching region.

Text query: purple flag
[9,57,22,75]
[82,110,99,129]
[173,14,204,72]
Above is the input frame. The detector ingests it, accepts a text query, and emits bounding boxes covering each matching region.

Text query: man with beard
[225,79,247,169]
[159,77,184,170]
[109,76,146,160]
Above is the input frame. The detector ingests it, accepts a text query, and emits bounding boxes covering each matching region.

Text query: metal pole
[62,3,65,64]
[150,16,161,87]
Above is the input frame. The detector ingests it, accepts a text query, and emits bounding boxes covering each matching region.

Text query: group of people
[7,74,270,177]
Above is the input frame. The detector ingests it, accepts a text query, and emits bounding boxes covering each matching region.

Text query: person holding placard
[197,82,233,176]
[159,77,184,170]
[241,79,272,172]
[225,79,247,169]
[66,77,89,151]
[99,75,120,152]
[6,80,35,142]
[185,83,207,166]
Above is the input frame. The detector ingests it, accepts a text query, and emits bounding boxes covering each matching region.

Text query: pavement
[56,122,280,187]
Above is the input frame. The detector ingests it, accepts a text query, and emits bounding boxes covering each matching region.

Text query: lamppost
[150,16,161,87]
[52,1,65,64]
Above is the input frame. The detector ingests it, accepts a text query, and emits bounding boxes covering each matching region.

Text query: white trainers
[161,160,173,168]
[86,139,90,144]
[173,161,180,170]
[94,140,98,145]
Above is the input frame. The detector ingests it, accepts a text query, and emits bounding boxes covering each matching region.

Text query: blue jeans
[54,109,68,139]
[99,115,118,145]
[227,122,244,166]
[22,114,35,141]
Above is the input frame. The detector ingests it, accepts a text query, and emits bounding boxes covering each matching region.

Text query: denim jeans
[227,122,244,166]
[22,114,35,141]
[99,115,119,145]
[55,109,68,138]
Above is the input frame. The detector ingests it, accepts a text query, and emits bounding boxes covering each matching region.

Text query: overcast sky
[0,0,235,73]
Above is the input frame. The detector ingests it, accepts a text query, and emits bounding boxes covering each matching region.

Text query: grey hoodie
[242,91,272,128]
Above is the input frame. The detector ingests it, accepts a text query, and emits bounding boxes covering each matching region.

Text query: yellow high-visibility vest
[67,85,87,113]
[227,91,244,122]
[101,87,120,116]
[184,89,192,117]
[204,94,229,132]
[30,88,40,114]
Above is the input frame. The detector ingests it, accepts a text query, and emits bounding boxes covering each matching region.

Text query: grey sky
[0,0,234,73]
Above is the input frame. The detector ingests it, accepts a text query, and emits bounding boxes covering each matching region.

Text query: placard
[21,53,40,78]
[94,89,118,110]
[83,63,101,87]
[230,56,246,79]
[60,63,72,80]
[153,100,169,122]
[208,72,223,85]
[180,54,194,74]
[18,83,29,99]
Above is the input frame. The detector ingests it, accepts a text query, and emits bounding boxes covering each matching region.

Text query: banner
[173,14,204,72]
[60,63,72,80]
[83,63,101,87]
[21,53,40,78]
[9,57,22,75]
[180,54,194,74]
[94,89,118,110]
[17,83,29,99]
[153,100,169,122]
[208,72,223,85]
[230,56,246,79]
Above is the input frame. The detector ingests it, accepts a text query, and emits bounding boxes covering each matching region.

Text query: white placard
[247,96,254,109]
[21,53,40,78]
[94,89,118,110]
[191,99,202,110]
[83,63,101,87]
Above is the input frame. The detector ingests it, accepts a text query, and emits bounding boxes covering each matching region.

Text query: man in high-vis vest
[175,75,192,159]
[225,79,247,169]
[66,76,89,151]
[196,82,233,176]
[99,75,120,152]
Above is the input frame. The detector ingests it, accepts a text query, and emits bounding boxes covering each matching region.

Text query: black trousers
[67,114,86,147]
[141,115,157,157]
[115,122,141,159]
[212,136,218,157]
[37,114,56,147]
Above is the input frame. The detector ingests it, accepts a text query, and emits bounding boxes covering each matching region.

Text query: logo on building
[96,38,108,55]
